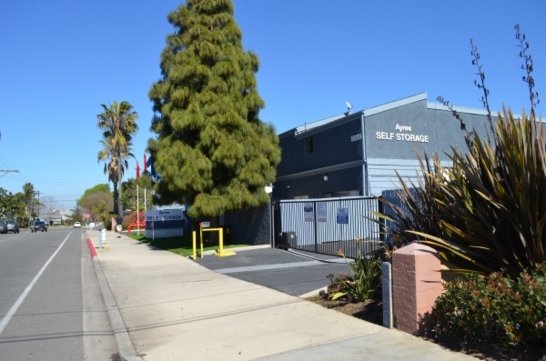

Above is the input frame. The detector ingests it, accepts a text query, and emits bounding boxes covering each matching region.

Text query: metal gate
[273,196,383,258]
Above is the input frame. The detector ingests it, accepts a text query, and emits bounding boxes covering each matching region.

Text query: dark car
[0,220,6,234]
[6,220,19,233]
[31,221,48,232]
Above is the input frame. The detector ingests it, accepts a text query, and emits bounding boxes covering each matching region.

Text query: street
[0,228,116,361]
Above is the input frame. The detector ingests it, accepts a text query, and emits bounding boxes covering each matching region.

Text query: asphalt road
[0,228,116,361]
[194,247,353,297]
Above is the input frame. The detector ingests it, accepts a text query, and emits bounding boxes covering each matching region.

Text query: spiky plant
[412,111,546,276]
[384,25,545,277]
[379,154,447,248]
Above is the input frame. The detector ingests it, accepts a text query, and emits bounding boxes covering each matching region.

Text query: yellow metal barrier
[192,227,235,259]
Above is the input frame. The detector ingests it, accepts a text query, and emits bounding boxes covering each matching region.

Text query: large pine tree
[148,0,280,219]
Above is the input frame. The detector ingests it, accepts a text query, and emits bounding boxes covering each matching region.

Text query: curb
[86,238,97,257]
[298,286,327,299]
[85,232,144,361]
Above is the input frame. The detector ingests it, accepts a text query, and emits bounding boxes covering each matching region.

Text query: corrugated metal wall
[277,196,383,258]
[367,158,453,196]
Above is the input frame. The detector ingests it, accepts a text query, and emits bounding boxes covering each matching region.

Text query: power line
[0,169,19,178]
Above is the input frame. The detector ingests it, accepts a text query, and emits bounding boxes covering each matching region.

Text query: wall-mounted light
[323,175,329,182]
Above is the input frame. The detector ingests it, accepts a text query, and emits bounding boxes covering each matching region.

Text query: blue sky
[1,0,544,209]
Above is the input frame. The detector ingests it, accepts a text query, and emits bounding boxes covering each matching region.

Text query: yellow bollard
[199,227,203,252]
[214,227,236,257]
[191,230,205,259]
[191,231,197,260]
[200,231,204,258]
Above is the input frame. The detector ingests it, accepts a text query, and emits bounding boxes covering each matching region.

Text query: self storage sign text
[376,124,429,143]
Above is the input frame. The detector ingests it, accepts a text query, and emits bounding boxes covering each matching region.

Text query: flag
[144,153,156,178]
[144,153,153,170]
[136,162,140,178]
[149,154,156,178]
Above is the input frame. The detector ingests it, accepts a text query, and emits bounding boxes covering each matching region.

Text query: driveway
[194,246,352,297]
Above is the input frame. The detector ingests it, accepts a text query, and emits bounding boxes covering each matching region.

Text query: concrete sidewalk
[86,230,478,361]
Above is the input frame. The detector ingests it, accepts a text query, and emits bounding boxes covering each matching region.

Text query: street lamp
[264,184,273,247]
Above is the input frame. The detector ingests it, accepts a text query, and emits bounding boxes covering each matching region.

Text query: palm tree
[97,101,138,218]
[97,137,132,217]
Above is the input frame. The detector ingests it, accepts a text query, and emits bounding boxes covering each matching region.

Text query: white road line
[0,233,72,335]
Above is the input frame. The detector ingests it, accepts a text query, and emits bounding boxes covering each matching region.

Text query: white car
[73,221,81,228]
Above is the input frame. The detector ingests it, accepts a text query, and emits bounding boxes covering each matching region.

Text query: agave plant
[328,254,382,302]
[385,110,546,278]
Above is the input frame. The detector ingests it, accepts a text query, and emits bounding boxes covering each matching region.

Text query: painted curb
[86,238,97,257]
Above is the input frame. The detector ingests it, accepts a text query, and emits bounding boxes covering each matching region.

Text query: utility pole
[35,191,40,220]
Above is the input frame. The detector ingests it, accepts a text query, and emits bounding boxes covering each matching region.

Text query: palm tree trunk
[113,181,119,216]
[117,164,123,218]
[117,182,123,218]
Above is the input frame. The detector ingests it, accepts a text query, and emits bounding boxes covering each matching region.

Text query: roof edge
[293,113,346,136]
[362,92,428,116]
[427,101,490,116]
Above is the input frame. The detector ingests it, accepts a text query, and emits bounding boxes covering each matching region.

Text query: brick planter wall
[392,243,443,335]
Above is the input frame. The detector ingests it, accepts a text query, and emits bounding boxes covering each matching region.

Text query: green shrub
[326,255,382,302]
[426,265,546,358]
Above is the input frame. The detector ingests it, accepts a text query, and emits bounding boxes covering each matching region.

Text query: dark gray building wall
[274,93,500,200]
[277,115,362,176]
[274,166,362,199]
[223,204,271,245]
[362,99,494,161]
[363,99,438,160]
[361,98,497,194]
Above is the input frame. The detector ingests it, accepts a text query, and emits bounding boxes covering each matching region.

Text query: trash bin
[277,231,296,249]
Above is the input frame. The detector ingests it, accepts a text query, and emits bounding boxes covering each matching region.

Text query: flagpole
[137,183,140,236]
[135,159,141,236]
[143,152,149,222]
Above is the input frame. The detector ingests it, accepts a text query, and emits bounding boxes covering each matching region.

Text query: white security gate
[275,196,383,258]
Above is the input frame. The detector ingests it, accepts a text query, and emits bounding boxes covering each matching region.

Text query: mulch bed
[306,295,383,326]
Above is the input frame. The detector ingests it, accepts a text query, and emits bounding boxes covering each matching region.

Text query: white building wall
[367,158,452,196]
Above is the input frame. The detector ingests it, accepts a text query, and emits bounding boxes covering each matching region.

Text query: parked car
[73,221,81,228]
[31,221,48,232]
[6,220,19,233]
[0,220,6,234]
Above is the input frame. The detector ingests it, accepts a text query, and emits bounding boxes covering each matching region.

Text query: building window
[305,136,314,153]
